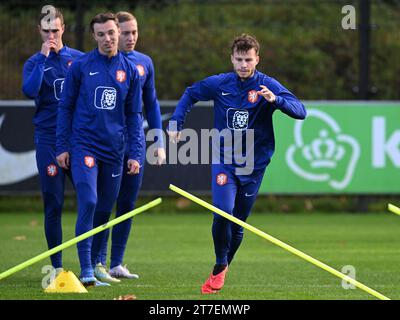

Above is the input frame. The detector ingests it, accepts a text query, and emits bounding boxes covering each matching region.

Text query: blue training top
[56,48,143,165]
[169,70,307,172]
[124,50,163,149]
[22,45,84,145]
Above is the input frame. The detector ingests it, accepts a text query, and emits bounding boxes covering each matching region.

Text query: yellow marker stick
[388,203,400,216]
[169,184,389,300]
[0,198,162,281]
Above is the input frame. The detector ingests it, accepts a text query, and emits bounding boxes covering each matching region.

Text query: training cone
[44,271,88,293]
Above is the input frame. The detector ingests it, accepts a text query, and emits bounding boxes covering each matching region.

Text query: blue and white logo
[226,108,249,131]
[94,87,117,110]
[53,78,65,100]
[94,86,117,110]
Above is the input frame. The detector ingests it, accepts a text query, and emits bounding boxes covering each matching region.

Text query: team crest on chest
[84,156,95,168]
[47,164,58,177]
[116,70,127,82]
[216,173,228,186]
[53,78,65,100]
[232,110,249,130]
[67,61,72,67]
[95,86,117,110]
[136,64,145,77]
[248,90,258,103]
[227,108,249,131]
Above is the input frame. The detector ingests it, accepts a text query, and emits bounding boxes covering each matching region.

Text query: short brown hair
[38,6,64,28]
[90,12,118,33]
[116,11,137,24]
[231,34,260,55]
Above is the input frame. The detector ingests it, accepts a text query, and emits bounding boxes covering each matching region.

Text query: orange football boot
[201,276,218,294]
[200,265,228,294]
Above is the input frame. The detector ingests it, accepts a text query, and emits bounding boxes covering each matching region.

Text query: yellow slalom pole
[0,198,162,281]
[169,184,390,300]
[388,203,400,216]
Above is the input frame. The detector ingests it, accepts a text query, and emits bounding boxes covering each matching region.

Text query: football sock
[212,264,227,275]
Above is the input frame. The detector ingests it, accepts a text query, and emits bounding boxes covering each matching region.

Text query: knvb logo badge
[116,70,126,83]
[216,173,228,186]
[286,109,360,190]
[84,156,95,168]
[248,90,258,103]
[47,164,58,177]
[136,65,145,77]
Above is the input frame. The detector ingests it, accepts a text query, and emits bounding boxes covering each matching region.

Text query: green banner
[261,102,400,194]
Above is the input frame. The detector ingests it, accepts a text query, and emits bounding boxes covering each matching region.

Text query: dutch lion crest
[95,86,117,110]
[232,110,249,130]
[101,89,116,109]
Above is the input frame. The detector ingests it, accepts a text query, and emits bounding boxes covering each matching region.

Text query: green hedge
[1,194,400,214]
[0,0,399,100]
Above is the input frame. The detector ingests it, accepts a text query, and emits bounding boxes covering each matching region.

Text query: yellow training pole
[169,184,390,300]
[388,203,400,216]
[0,198,162,281]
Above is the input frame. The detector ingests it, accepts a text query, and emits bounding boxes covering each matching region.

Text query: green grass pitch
[0,210,399,300]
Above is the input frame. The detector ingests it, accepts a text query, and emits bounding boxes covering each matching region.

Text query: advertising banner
[1,101,399,194]
[263,102,400,194]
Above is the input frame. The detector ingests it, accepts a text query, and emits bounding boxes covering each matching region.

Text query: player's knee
[212,214,229,226]
[43,192,63,216]
[231,224,244,238]
[87,194,98,208]
[212,201,234,216]
[76,183,97,211]
[212,202,234,227]
[116,200,135,216]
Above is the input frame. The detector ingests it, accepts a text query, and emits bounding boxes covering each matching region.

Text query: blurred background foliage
[0,0,399,100]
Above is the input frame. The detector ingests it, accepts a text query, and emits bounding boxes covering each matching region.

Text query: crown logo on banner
[286,109,360,190]
[301,130,345,168]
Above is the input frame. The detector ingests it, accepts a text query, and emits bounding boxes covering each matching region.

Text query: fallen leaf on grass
[30,220,38,227]
[176,197,191,209]
[113,294,137,300]
[13,235,26,241]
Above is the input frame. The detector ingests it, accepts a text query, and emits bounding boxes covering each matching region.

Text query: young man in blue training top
[167,34,307,294]
[56,12,143,287]
[22,7,83,275]
[92,11,166,283]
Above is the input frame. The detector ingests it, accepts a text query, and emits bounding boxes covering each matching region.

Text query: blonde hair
[116,11,137,23]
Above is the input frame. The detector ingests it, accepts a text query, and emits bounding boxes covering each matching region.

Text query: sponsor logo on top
[94,86,117,110]
[227,108,249,131]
